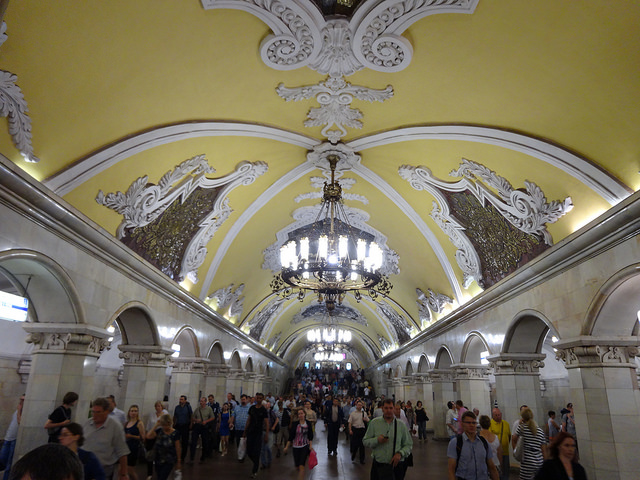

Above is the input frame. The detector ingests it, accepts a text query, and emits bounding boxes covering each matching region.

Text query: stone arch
[583,264,640,336]
[387,368,393,379]
[0,249,85,324]
[171,326,200,358]
[230,350,242,370]
[434,346,454,369]
[265,365,271,376]
[417,354,430,373]
[460,331,491,364]
[245,356,254,373]
[394,365,402,378]
[206,341,225,365]
[405,360,414,376]
[502,310,555,354]
[109,302,160,346]
[258,362,264,375]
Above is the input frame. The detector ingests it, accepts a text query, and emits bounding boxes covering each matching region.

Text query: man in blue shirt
[230,394,251,451]
[447,411,499,480]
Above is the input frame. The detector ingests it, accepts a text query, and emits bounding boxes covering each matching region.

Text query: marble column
[452,363,492,417]
[429,369,455,440]
[169,357,206,405]
[225,369,244,398]
[555,337,640,480]
[118,345,171,425]
[17,323,110,457]
[487,353,545,425]
[402,376,417,404]
[203,364,229,400]
[242,372,257,396]
[413,374,435,433]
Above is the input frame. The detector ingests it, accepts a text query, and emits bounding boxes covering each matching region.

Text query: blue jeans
[0,439,16,480]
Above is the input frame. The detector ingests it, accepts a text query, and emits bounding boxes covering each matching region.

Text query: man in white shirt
[394,402,410,429]
[107,395,126,425]
[348,400,369,464]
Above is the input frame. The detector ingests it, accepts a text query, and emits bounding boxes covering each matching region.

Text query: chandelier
[271,154,392,312]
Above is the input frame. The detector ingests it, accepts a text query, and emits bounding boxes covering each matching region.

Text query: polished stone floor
[135,421,520,480]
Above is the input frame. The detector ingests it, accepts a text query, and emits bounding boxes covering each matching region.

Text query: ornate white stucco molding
[200,0,479,75]
[207,283,245,320]
[277,76,393,142]
[96,155,267,283]
[416,287,453,326]
[399,159,573,287]
[0,22,39,163]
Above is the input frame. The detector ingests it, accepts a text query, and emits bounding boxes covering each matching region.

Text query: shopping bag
[513,435,523,462]
[238,437,247,460]
[308,449,318,469]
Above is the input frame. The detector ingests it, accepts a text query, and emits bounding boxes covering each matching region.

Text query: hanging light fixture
[270,154,392,312]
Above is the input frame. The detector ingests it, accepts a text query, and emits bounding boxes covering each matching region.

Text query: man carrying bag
[363,399,413,480]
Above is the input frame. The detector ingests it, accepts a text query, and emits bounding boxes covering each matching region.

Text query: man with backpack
[447,410,499,480]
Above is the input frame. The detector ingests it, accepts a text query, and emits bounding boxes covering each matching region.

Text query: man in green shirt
[363,399,413,480]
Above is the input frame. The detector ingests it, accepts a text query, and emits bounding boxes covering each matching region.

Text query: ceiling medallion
[0,22,38,163]
[271,154,392,313]
[277,76,393,143]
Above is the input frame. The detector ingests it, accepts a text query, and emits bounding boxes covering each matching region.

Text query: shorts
[292,445,309,467]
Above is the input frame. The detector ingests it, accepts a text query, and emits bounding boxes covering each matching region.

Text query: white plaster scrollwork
[378,334,392,351]
[399,160,573,287]
[277,76,393,143]
[454,365,489,380]
[26,331,108,356]
[0,23,39,163]
[417,287,453,316]
[201,1,478,76]
[247,297,285,342]
[172,360,207,373]
[450,159,574,245]
[17,359,31,384]
[96,156,267,283]
[556,344,639,369]
[207,283,245,320]
[266,332,282,350]
[119,350,170,366]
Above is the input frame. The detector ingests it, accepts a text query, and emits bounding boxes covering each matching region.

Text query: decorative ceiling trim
[96,156,267,283]
[0,22,39,163]
[206,283,245,320]
[347,125,631,205]
[201,0,479,75]
[277,76,393,143]
[44,122,319,196]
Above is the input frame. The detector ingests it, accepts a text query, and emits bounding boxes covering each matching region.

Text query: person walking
[144,401,168,480]
[283,409,314,480]
[172,396,192,464]
[124,405,146,480]
[446,401,458,439]
[243,393,269,478]
[44,392,78,443]
[363,399,413,480]
[511,408,547,480]
[447,411,499,480]
[348,400,369,464]
[218,403,231,456]
[146,414,181,480]
[547,411,560,444]
[489,407,511,480]
[189,397,214,464]
[414,401,429,442]
[479,415,502,474]
[59,422,105,480]
[325,397,344,456]
[534,432,587,480]
[230,394,250,451]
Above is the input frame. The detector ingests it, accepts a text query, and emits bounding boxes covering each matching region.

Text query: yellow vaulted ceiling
[1,0,639,366]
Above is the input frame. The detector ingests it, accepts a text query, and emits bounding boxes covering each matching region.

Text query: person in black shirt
[44,392,78,443]
[172,395,192,463]
[243,393,269,479]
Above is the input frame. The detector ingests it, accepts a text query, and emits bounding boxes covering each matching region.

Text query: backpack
[455,434,489,473]
[281,409,291,428]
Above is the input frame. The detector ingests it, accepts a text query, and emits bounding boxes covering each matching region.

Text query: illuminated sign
[0,291,29,322]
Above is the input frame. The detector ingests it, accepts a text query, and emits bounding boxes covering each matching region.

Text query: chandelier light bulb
[357,238,366,262]
[300,237,309,260]
[318,235,328,259]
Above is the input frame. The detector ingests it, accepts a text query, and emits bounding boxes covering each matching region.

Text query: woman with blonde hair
[124,405,146,480]
[511,408,547,480]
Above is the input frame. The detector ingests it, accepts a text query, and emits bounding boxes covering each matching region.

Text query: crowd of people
[0,372,584,480]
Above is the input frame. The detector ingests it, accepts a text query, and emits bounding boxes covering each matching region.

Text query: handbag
[513,435,524,462]
[308,449,318,469]
[237,436,247,460]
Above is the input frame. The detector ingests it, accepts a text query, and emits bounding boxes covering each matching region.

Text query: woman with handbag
[124,405,146,480]
[414,401,429,442]
[511,408,547,480]
[144,401,168,480]
[283,409,314,480]
[146,414,181,480]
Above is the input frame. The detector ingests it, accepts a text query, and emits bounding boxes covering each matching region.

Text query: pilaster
[555,336,640,480]
[428,369,455,440]
[17,323,110,457]
[204,364,230,399]
[169,357,207,405]
[413,374,434,432]
[452,363,492,417]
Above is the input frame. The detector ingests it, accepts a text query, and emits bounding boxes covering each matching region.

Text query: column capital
[486,353,546,375]
[23,323,110,357]
[554,336,640,369]
[411,373,431,384]
[118,344,173,366]
[426,369,455,382]
[171,356,208,373]
[206,363,230,376]
[451,363,490,379]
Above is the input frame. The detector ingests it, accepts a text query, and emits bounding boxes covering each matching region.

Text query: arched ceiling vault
[1,0,638,366]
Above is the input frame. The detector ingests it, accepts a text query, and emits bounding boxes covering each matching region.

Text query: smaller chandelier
[271,154,392,312]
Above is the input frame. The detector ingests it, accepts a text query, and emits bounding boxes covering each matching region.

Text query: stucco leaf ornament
[0,22,39,163]
[277,75,393,143]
